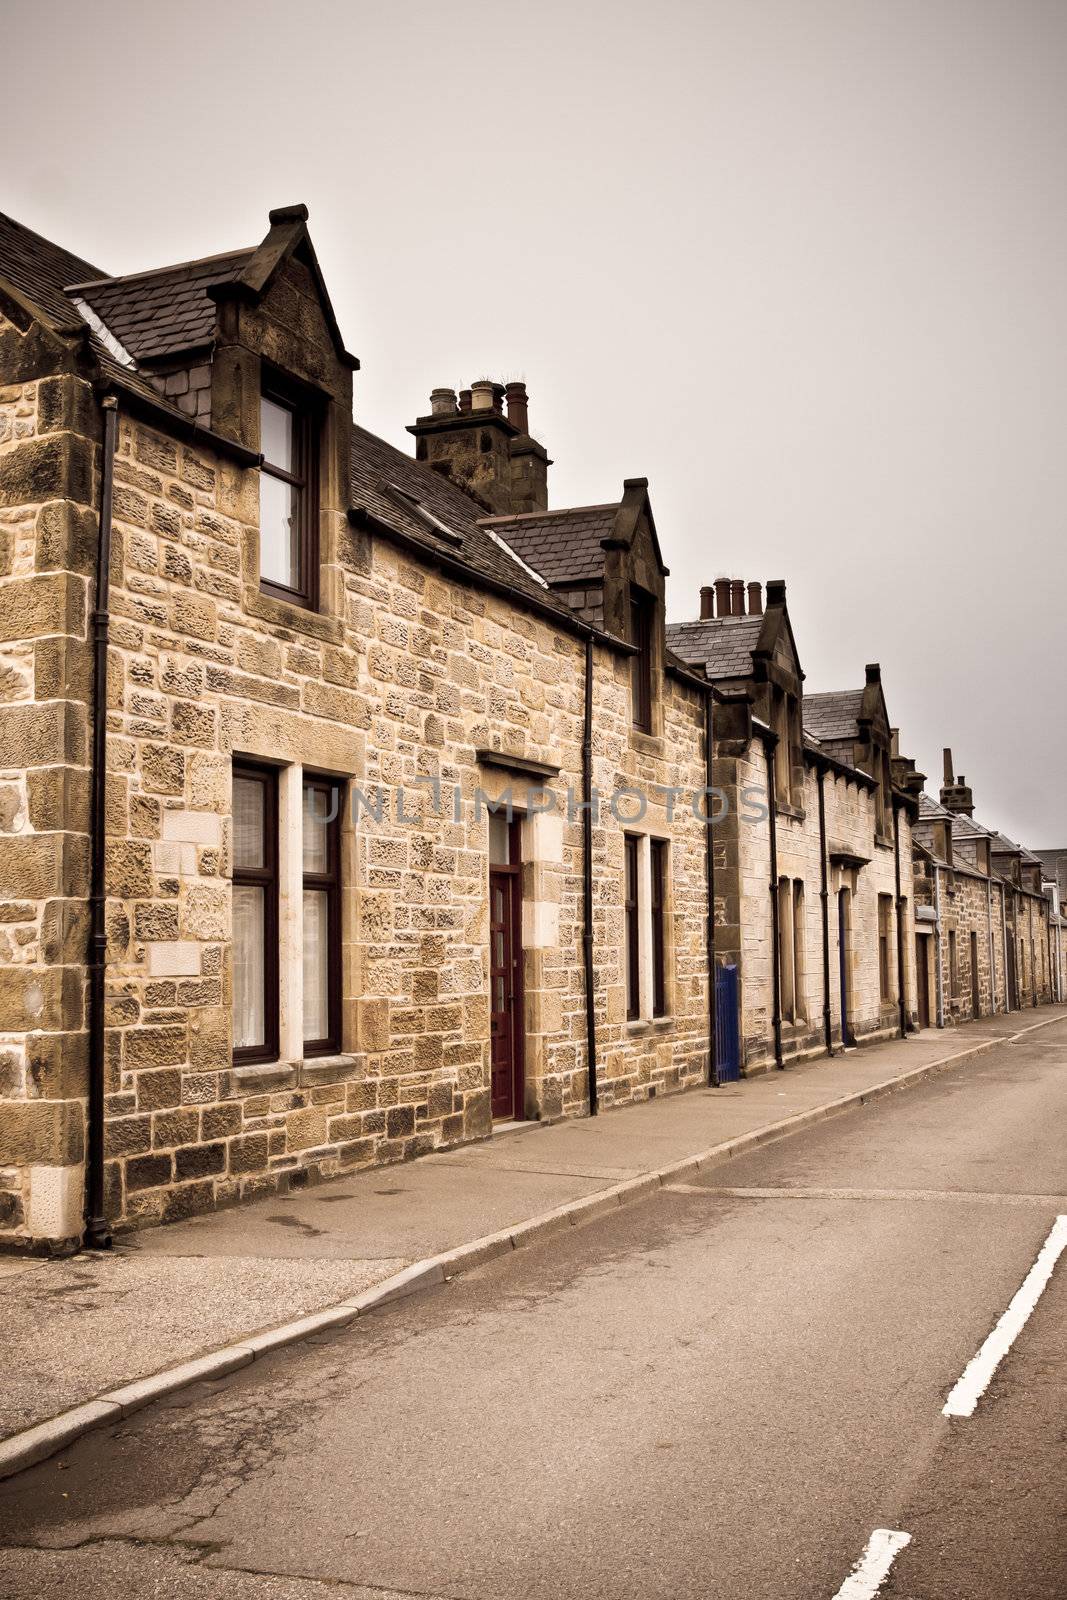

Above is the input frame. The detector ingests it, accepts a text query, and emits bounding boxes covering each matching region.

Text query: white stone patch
[147,941,201,977]
[161,809,222,849]
[523,900,560,950]
[27,1164,83,1241]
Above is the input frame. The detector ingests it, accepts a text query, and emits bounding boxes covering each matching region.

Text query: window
[303,775,343,1056]
[778,877,795,1021]
[624,834,640,1019]
[260,377,318,607]
[232,763,279,1064]
[651,839,668,1018]
[630,588,654,732]
[792,881,806,1021]
[879,894,893,1002]
[948,928,958,998]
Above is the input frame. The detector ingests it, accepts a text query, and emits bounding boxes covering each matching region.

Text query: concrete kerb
[0,1009,1061,1484]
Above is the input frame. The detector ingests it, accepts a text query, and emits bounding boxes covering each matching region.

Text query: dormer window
[260,376,318,608]
[630,587,655,732]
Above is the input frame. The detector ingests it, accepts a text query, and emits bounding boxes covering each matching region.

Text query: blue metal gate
[714,963,740,1083]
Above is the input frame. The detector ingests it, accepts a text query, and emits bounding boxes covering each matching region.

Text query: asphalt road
[1,1021,1064,1600]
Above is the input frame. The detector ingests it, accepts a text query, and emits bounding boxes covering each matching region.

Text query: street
[1,1021,1064,1600]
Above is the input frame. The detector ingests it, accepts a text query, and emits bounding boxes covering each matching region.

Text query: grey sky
[8,0,1066,843]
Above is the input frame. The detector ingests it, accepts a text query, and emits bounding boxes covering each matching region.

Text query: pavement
[0,1011,1064,1598]
[2,1006,1064,1456]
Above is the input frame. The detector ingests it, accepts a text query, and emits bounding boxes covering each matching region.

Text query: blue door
[715,963,741,1083]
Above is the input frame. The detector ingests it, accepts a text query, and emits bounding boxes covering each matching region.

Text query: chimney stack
[700,585,714,620]
[939,746,975,817]
[410,378,550,515]
[747,581,763,615]
[714,577,732,617]
[730,578,745,616]
[505,381,529,434]
[430,387,457,416]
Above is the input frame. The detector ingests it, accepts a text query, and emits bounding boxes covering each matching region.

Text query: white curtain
[303,888,329,1041]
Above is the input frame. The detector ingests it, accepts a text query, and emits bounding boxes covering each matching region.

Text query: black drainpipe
[764,732,784,1069]
[704,691,717,1085]
[817,763,833,1056]
[582,634,598,1116]
[893,798,907,1040]
[85,394,118,1250]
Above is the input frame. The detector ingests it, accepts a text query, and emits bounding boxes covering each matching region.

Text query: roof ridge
[65,245,253,292]
[479,502,619,524]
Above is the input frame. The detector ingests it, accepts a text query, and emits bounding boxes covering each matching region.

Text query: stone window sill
[244,585,344,644]
[630,730,665,759]
[232,1053,360,1093]
[625,1015,674,1035]
[874,833,895,850]
[777,801,806,822]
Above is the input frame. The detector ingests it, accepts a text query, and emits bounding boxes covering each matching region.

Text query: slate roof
[350,425,583,617]
[0,207,630,642]
[480,505,618,586]
[0,208,222,424]
[803,690,864,742]
[0,209,105,327]
[67,251,252,362]
[665,615,764,680]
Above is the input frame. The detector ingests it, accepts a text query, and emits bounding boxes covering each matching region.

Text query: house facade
[0,204,1061,1253]
[911,752,1056,1025]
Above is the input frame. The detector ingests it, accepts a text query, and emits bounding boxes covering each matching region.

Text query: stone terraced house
[911,753,1058,1026]
[0,204,1060,1252]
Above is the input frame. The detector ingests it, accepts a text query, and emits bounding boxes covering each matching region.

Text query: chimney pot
[699,585,714,620]
[730,579,745,616]
[747,581,763,615]
[470,380,495,412]
[491,382,506,415]
[505,381,529,434]
[942,747,954,785]
[458,388,472,414]
[714,578,732,617]
[430,387,457,417]
[765,579,786,607]
[865,662,880,685]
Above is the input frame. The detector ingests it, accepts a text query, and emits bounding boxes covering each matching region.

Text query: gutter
[933,861,945,1028]
[84,395,119,1251]
[582,635,598,1116]
[704,692,717,1083]
[986,874,995,1015]
[893,799,907,1039]
[757,724,784,1070]
[817,766,833,1056]
[94,374,261,468]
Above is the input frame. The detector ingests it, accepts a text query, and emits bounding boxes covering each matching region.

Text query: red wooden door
[489,846,524,1120]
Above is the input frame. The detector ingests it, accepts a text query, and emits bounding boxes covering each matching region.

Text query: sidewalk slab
[3,1005,1064,1480]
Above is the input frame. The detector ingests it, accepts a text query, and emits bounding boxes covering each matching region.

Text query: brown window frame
[948,928,959,998]
[259,370,320,611]
[878,893,893,1002]
[651,838,668,1017]
[625,833,641,1020]
[232,761,280,1066]
[630,588,654,733]
[302,774,344,1057]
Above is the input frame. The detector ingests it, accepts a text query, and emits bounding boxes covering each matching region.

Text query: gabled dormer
[666,578,804,808]
[486,477,670,739]
[66,204,359,624]
[805,663,894,843]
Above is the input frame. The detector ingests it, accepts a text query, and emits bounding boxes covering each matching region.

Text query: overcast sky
[8,0,1066,844]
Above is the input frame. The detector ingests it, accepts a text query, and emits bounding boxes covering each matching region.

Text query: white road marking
[943,1213,1067,1419]
[832,1529,912,1599]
